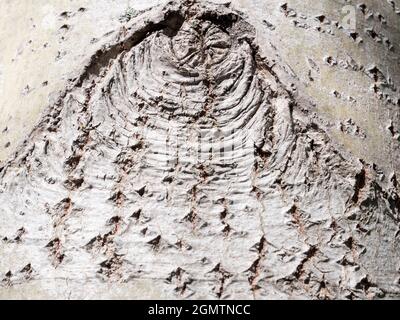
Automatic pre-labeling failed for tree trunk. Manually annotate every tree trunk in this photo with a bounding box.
[0,0,400,299]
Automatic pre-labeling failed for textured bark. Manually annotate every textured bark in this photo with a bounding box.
[1,0,400,299]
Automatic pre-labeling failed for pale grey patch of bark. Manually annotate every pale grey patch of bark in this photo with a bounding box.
[0,0,399,300]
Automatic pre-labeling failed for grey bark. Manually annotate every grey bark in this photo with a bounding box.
[0,0,400,299]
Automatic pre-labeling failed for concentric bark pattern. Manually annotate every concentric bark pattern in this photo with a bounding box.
[1,1,400,299]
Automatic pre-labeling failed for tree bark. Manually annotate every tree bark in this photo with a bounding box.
[0,0,400,299]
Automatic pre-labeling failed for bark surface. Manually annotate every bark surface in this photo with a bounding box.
[1,0,400,299]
